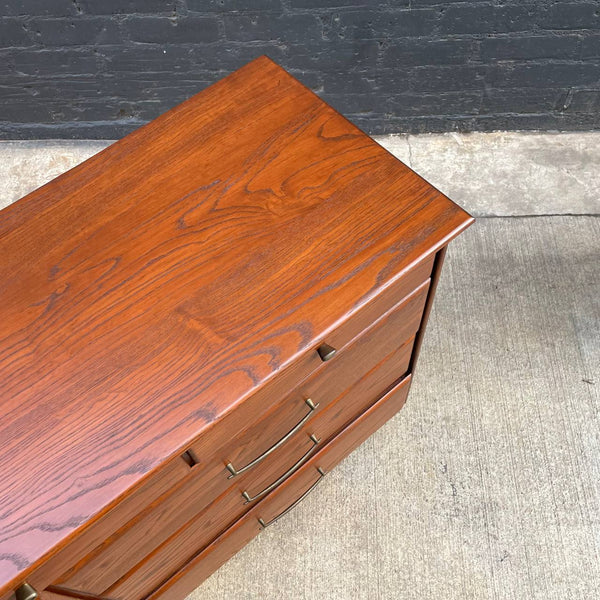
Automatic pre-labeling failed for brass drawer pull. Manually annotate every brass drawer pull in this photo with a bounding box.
[258,466,326,528]
[226,398,319,478]
[242,434,321,504]
[15,584,39,600]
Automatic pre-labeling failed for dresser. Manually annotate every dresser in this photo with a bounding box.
[0,57,473,600]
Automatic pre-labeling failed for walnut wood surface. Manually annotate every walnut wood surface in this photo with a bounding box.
[213,277,430,477]
[23,454,191,600]
[147,374,413,600]
[107,336,417,600]
[0,56,472,596]
[26,207,434,599]
[58,280,427,596]
[112,372,413,600]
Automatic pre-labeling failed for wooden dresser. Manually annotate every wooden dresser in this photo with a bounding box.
[0,57,472,600]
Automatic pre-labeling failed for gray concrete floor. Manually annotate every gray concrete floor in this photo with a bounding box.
[0,133,598,599]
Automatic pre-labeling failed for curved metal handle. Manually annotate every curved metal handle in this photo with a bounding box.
[15,583,39,600]
[226,398,319,479]
[258,467,326,528]
[242,434,320,504]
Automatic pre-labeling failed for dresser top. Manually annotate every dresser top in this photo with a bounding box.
[0,56,472,592]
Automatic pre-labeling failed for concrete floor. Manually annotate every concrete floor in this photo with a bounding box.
[0,132,598,599]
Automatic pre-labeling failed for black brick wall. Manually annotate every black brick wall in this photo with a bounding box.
[1,0,599,138]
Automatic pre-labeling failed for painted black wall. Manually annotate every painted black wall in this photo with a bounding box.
[1,0,599,138]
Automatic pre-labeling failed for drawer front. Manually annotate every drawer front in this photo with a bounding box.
[146,375,413,600]
[52,265,431,597]
[101,336,417,600]
[240,334,415,504]
[186,254,432,475]
[27,452,193,597]
[54,279,427,596]
[220,278,429,476]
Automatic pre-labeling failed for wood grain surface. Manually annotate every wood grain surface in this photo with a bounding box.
[147,374,414,600]
[27,233,436,599]
[58,280,428,597]
[0,56,472,596]
[45,247,433,598]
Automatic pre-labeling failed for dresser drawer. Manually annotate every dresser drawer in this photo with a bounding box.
[53,261,431,594]
[186,253,433,477]
[25,449,194,598]
[239,280,428,506]
[218,277,429,479]
[101,337,417,600]
[53,278,428,597]
[146,375,414,600]
[234,333,416,505]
